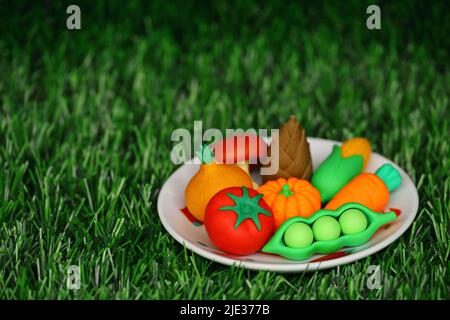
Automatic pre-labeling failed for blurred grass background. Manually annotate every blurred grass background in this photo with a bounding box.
[0,0,448,299]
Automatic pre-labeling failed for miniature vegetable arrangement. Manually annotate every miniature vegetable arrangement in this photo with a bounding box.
[262,203,398,260]
[185,145,253,221]
[257,177,321,228]
[204,186,275,255]
[178,116,404,263]
[311,137,371,202]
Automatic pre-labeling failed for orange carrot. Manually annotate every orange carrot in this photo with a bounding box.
[325,163,402,212]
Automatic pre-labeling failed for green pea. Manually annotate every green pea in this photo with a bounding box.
[284,223,314,248]
[339,209,368,235]
[312,216,341,241]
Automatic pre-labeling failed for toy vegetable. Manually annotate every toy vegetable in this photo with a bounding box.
[325,163,402,212]
[340,137,371,169]
[262,203,398,261]
[185,145,253,222]
[204,186,275,255]
[311,137,371,202]
[257,177,321,229]
[262,116,313,182]
[212,134,268,175]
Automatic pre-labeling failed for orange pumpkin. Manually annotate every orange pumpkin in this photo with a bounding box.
[257,177,321,228]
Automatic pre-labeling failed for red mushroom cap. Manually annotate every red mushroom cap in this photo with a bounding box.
[212,134,268,165]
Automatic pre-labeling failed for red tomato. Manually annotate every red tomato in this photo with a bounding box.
[204,186,275,255]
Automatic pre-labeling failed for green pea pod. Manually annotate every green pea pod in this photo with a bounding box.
[262,203,397,261]
[311,145,363,202]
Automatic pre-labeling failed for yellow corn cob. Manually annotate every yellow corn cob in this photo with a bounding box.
[341,137,371,169]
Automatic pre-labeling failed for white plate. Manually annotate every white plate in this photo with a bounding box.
[157,137,419,272]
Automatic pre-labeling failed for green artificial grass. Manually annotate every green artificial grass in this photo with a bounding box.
[0,0,448,299]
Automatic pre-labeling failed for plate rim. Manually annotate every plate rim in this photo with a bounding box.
[157,137,419,272]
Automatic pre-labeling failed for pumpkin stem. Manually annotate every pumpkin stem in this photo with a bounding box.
[279,184,294,197]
